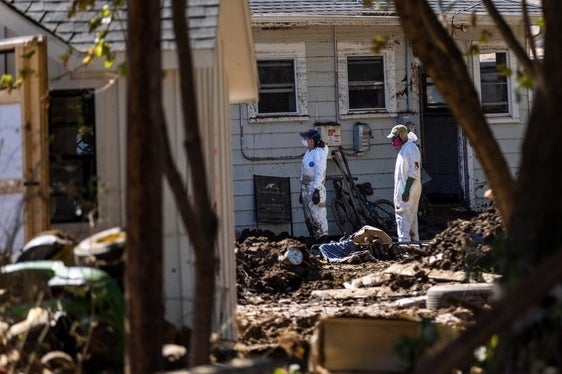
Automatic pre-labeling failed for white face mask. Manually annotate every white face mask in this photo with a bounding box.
[301,139,309,147]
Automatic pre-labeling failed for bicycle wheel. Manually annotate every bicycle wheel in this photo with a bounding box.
[370,199,397,237]
[331,198,360,235]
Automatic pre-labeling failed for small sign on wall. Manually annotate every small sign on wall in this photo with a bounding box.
[254,175,292,223]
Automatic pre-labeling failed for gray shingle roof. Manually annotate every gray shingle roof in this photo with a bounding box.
[1,0,219,52]
[249,0,542,19]
[2,0,542,52]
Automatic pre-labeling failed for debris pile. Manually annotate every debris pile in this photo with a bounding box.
[235,207,504,355]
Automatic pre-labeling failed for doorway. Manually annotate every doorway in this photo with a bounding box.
[420,74,464,204]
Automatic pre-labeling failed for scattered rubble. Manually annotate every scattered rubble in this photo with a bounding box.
[234,206,504,359]
[0,206,505,370]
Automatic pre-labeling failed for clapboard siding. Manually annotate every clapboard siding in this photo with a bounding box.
[232,19,532,237]
[231,23,412,237]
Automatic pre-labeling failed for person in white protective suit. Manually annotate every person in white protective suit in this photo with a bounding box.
[299,129,329,243]
[387,124,422,242]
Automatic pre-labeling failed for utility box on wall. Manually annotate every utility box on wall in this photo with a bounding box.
[314,122,341,147]
[353,122,372,154]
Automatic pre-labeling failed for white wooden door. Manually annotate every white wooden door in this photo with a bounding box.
[0,36,49,258]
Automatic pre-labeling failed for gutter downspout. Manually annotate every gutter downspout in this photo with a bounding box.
[334,25,339,121]
[405,40,411,112]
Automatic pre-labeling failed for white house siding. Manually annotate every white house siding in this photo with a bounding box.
[161,46,237,341]
[232,24,411,238]
[232,21,533,236]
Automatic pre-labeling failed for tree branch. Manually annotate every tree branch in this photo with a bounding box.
[481,0,538,80]
[170,0,218,367]
[414,247,562,373]
[393,0,515,225]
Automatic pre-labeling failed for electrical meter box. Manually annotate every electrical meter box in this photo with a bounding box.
[353,122,372,153]
[314,122,341,147]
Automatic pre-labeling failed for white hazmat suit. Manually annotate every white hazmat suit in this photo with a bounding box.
[393,139,422,242]
[300,144,329,239]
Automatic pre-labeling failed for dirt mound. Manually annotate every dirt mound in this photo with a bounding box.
[234,207,503,356]
[421,207,503,272]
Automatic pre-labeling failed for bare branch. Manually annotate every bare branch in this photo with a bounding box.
[171,0,218,367]
[393,0,515,225]
[481,0,537,78]
[159,107,197,231]
[414,247,562,373]
[521,0,538,61]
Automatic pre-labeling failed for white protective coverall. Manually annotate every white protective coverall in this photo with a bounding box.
[393,140,422,241]
[300,145,329,239]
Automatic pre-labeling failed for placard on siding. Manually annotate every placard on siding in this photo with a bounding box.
[254,175,292,223]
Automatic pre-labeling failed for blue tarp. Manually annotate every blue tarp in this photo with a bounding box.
[318,239,375,263]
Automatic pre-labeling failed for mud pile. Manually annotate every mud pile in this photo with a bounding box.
[234,207,503,354]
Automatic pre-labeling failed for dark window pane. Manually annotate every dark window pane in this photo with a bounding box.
[0,50,15,77]
[349,87,385,109]
[480,52,508,114]
[348,56,384,82]
[347,56,385,109]
[49,90,97,223]
[257,60,296,114]
[258,92,296,113]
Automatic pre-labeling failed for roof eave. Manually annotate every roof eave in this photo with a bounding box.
[0,2,70,59]
[221,0,258,104]
[251,14,401,27]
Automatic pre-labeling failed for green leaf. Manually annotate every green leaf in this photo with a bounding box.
[117,62,127,76]
[1,74,15,88]
[536,17,545,29]
[466,44,480,56]
[101,5,111,18]
[371,35,389,54]
[496,63,512,77]
[89,17,102,32]
[20,49,36,60]
[517,73,534,90]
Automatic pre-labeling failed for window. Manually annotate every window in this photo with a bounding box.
[248,42,308,122]
[480,52,509,114]
[0,49,15,77]
[257,60,296,114]
[347,56,385,110]
[49,90,97,223]
[337,41,396,119]
[424,75,446,109]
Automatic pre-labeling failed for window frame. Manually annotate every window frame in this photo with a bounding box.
[346,55,386,110]
[256,59,297,115]
[337,41,397,119]
[249,42,308,123]
[0,49,16,77]
[479,52,509,114]
[473,46,519,121]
